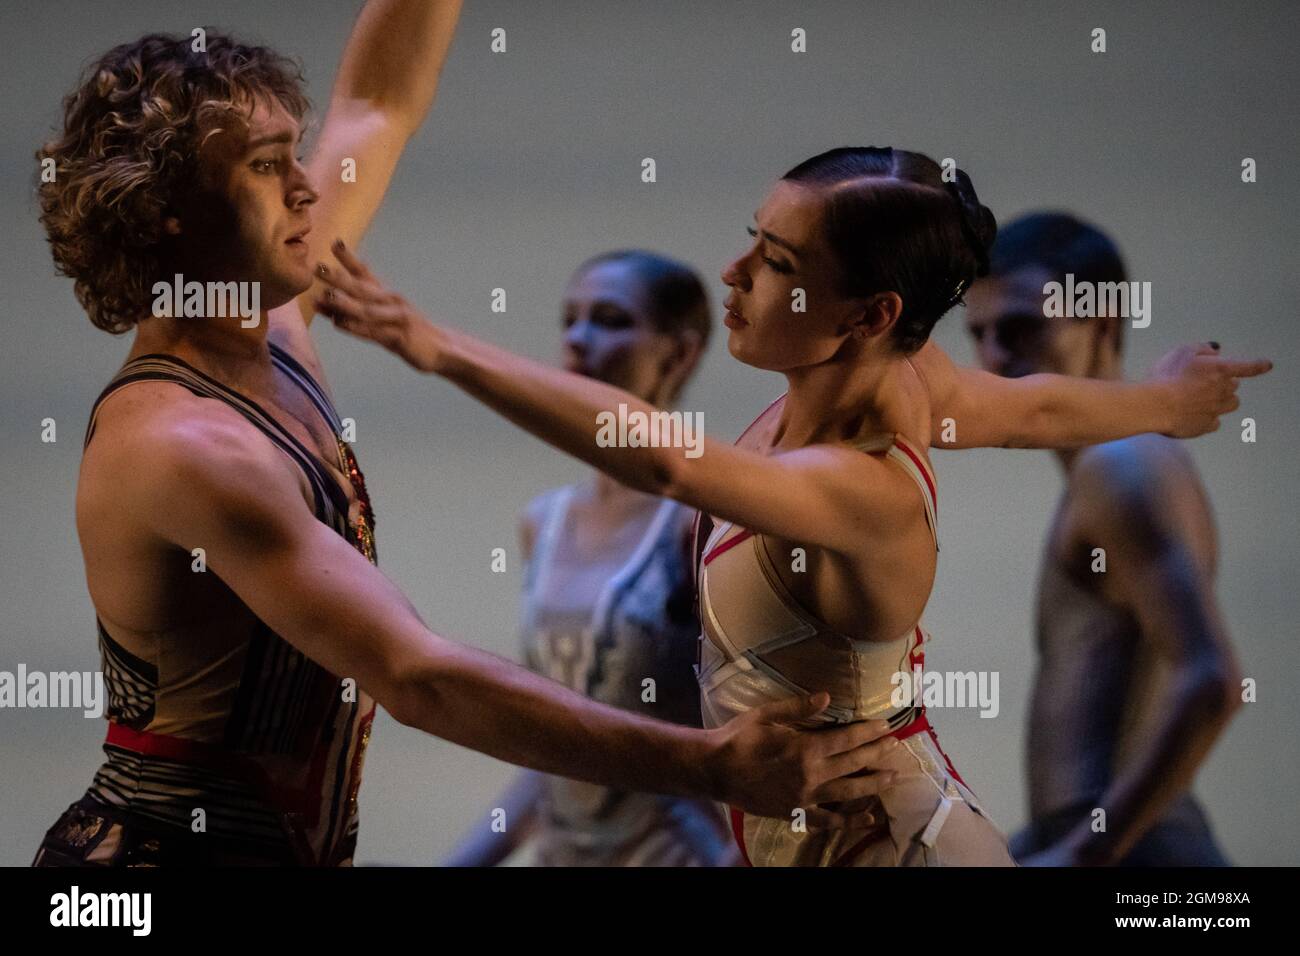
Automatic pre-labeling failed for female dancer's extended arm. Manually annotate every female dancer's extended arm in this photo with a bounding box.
[316,245,1267,553]
[317,245,921,556]
[909,340,1272,450]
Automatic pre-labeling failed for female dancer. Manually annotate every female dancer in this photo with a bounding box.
[316,147,1269,866]
[445,251,736,866]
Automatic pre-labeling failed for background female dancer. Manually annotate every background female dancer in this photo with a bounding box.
[315,147,1271,865]
[445,251,736,866]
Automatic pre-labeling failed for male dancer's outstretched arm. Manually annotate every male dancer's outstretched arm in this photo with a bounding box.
[99,388,895,828]
[1022,440,1242,866]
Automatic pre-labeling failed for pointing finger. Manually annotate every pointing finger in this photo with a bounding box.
[330,238,375,281]
[1221,357,1273,378]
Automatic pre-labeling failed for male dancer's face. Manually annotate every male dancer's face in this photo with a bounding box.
[166,97,317,314]
[964,266,1110,379]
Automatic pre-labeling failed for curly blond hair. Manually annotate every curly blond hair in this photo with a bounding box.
[38,32,310,333]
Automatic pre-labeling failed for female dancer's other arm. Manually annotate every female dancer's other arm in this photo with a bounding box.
[910,340,1271,450]
[315,245,1268,557]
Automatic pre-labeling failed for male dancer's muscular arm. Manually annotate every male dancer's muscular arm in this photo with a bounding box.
[1036,442,1242,866]
[279,0,464,334]
[108,404,896,827]
[911,340,1272,449]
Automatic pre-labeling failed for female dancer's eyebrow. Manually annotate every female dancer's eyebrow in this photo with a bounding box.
[751,217,803,258]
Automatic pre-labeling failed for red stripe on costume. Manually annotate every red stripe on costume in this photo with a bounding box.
[891,436,938,515]
[729,806,753,866]
[703,529,754,566]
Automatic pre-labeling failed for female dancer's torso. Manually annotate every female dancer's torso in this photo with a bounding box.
[692,394,1015,867]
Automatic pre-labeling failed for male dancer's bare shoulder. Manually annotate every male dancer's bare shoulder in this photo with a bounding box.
[1057,434,1218,597]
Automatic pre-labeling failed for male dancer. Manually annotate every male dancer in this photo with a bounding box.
[964,212,1239,865]
[32,3,897,866]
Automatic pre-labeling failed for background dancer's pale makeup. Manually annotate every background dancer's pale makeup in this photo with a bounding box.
[4,0,1295,865]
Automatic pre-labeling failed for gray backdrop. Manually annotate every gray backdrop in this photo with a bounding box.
[1,0,1296,865]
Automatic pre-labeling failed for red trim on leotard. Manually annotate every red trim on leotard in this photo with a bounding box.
[703,529,754,566]
[890,435,938,515]
[728,806,753,866]
[725,709,957,868]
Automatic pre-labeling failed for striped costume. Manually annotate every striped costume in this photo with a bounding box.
[34,343,376,867]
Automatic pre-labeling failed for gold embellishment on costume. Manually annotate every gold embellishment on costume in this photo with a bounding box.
[55,814,105,848]
[348,722,373,818]
[335,437,377,563]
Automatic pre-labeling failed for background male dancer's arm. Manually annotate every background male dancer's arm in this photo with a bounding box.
[269,0,463,350]
[910,339,1271,449]
[1025,440,1242,866]
[106,399,895,827]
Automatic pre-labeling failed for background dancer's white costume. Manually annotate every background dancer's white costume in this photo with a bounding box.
[521,487,735,866]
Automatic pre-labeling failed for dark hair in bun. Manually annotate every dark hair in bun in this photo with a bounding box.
[782,146,997,354]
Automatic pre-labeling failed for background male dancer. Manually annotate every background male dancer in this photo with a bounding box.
[964,212,1239,865]
[32,3,898,866]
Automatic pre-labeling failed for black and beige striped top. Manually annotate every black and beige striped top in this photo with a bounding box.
[82,341,377,865]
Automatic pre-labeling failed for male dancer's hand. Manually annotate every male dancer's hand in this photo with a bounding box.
[1149,342,1272,437]
[706,692,900,828]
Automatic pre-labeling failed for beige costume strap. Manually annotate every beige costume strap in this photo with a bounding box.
[854,433,939,552]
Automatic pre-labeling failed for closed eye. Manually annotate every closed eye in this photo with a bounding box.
[746,226,793,273]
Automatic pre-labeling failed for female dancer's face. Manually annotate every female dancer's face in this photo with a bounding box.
[721,180,874,372]
[560,260,687,405]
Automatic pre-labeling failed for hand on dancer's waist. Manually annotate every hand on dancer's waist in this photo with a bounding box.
[706,691,901,829]
[315,238,445,373]
[1149,341,1272,438]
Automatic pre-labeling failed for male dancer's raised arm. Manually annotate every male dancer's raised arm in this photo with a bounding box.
[279,0,463,334]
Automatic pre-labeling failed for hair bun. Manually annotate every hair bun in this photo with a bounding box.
[944,171,995,277]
